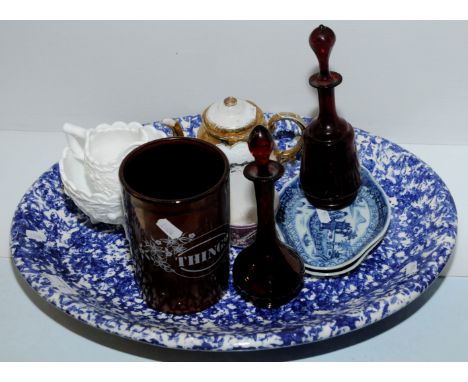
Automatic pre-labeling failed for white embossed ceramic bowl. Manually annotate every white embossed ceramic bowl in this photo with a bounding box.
[59,121,167,225]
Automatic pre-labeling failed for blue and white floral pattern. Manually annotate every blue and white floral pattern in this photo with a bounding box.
[276,167,391,271]
[10,114,457,351]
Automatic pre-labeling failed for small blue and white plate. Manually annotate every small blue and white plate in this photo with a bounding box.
[276,167,391,273]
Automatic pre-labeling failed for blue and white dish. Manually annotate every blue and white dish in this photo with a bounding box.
[276,167,391,272]
[303,239,382,277]
[10,114,457,352]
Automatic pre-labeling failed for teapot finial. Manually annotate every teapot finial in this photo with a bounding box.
[223,96,238,107]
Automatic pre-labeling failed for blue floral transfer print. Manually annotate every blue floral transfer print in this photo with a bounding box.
[277,167,390,270]
[11,114,457,351]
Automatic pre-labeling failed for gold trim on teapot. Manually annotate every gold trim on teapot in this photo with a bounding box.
[198,97,266,145]
[200,96,307,163]
[163,96,307,163]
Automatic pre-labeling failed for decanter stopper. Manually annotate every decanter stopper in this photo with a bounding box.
[233,125,304,309]
[300,24,361,210]
[248,124,273,166]
[308,24,342,87]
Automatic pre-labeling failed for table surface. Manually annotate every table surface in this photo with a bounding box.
[1,130,467,361]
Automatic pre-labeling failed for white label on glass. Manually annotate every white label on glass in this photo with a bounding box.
[156,218,183,239]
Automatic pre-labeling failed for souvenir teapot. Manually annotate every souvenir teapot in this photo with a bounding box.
[164,96,306,247]
[198,96,306,163]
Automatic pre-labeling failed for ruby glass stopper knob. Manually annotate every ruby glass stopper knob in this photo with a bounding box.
[309,24,342,88]
[244,125,283,180]
[248,125,274,167]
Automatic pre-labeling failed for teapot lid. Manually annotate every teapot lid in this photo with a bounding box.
[206,97,258,131]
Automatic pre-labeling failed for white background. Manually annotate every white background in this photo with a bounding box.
[1,21,468,145]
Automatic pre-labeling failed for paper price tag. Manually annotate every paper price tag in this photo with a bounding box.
[316,209,331,224]
[156,218,183,239]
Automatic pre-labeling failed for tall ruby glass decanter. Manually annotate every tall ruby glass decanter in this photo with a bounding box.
[233,125,304,308]
[300,25,361,210]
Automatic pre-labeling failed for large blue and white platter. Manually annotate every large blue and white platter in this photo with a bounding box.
[11,114,457,352]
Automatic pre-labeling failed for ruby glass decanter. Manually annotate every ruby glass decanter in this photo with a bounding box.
[300,25,361,210]
[233,125,304,308]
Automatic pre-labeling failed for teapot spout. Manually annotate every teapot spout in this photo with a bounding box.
[162,118,185,137]
[63,123,87,160]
